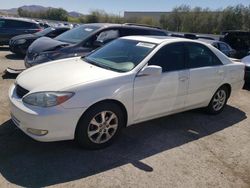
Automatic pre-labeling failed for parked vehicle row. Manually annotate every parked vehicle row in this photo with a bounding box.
[9,36,245,149]
[24,23,167,68]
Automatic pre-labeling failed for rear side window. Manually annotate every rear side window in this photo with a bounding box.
[121,28,149,36]
[148,43,185,72]
[185,43,222,68]
[148,30,166,36]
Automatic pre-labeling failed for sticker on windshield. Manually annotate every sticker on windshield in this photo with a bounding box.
[85,28,94,32]
[136,42,155,48]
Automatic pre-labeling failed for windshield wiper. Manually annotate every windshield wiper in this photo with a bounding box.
[83,58,123,72]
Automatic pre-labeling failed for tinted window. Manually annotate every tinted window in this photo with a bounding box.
[35,27,55,36]
[148,30,166,36]
[5,20,34,28]
[186,43,222,68]
[96,29,120,42]
[121,28,149,36]
[0,20,6,28]
[219,43,230,51]
[212,42,219,49]
[148,43,185,72]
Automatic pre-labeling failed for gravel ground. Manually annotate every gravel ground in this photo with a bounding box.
[0,47,250,188]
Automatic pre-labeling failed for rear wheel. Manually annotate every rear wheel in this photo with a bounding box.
[206,86,229,114]
[75,102,125,149]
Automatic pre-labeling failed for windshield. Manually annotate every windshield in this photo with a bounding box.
[55,25,100,44]
[84,39,157,72]
[34,27,55,36]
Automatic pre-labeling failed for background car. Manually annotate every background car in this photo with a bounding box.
[9,36,245,149]
[9,27,70,56]
[0,17,42,45]
[198,39,236,57]
[220,31,250,59]
[24,23,167,68]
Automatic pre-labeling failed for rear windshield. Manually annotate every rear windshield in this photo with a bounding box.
[55,25,100,44]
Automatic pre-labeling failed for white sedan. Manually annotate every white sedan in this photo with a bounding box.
[9,36,245,149]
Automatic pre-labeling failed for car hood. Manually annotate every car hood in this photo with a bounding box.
[28,37,70,53]
[16,57,120,92]
[11,34,37,41]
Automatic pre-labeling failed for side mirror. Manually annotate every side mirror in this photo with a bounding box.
[137,65,162,77]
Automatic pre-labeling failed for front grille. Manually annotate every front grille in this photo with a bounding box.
[16,84,29,98]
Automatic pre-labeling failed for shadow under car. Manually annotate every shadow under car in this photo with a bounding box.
[0,105,246,187]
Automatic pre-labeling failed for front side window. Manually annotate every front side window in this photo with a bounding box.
[84,39,156,72]
[148,43,185,72]
[186,43,222,68]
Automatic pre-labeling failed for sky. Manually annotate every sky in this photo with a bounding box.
[1,0,250,15]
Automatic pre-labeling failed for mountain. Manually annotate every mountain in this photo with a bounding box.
[68,11,83,17]
[0,5,83,17]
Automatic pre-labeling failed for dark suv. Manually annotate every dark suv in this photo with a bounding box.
[25,23,167,68]
[0,18,42,45]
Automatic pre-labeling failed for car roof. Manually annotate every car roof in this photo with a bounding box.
[122,35,204,45]
[0,17,38,24]
[83,23,165,31]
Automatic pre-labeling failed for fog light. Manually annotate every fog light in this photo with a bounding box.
[27,128,48,136]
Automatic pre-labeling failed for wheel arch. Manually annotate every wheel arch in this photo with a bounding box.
[220,83,232,98]
[75,99,128,138]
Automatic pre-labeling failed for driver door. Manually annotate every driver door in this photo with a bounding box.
[133,42,189,122]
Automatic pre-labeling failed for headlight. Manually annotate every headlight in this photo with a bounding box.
[23,92,74,107]
[16,39,26,45]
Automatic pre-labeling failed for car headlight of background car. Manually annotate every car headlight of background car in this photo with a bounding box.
[34,51,61,61]
[16,39,26,45]
[22,91,74,107]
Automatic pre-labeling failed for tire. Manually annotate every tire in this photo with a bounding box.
[205,86,229,115]
[75,102,125,149]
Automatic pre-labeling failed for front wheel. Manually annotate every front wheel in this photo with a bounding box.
[206,86,229,114]
[75,102,125,149]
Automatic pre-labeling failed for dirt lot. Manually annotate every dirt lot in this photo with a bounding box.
[0,46,250,188]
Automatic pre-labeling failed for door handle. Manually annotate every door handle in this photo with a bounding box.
[179,76,188,81]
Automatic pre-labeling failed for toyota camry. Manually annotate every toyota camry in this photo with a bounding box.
[9,36,245,149]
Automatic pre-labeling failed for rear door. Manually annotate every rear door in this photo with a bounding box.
[184,42,224,108]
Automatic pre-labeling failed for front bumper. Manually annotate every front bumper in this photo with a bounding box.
[9,84,86,142]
